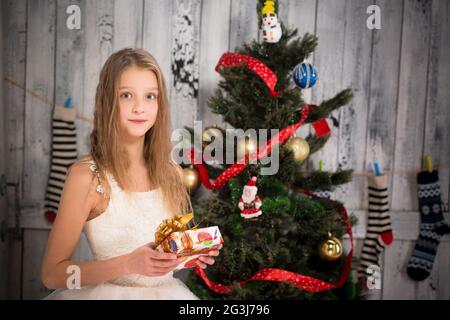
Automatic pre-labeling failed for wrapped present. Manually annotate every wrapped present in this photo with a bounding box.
[154,213,223,270]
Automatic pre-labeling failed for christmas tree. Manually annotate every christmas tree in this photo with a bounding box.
[182,0,357,299]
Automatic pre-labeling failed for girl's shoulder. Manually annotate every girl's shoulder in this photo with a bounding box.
[66,156,110,220]
[70,155,106,196]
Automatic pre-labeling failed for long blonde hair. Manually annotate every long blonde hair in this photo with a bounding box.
[88,47,192,217]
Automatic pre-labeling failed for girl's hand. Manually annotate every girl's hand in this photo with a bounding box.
[195,243,223,269]
[125,242,180,277]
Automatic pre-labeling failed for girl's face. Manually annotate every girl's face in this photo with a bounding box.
[117,65,159,141]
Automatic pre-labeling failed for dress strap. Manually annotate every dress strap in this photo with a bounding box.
[78,158,105,196]
[88,163,105,195]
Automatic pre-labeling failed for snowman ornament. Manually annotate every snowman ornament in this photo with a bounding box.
[238,176,263,219]
[261,13,282,43]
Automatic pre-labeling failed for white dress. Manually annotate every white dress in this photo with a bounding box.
[44,162,199,300]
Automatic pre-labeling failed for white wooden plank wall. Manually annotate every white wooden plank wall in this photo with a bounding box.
[2,0,449,300]
[0,0,8,300]
[425,0,450,300]
[21,0,56,299]
[4,0,28,299]
[363,0,403,300]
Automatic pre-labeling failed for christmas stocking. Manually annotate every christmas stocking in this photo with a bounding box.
[44,104,78,223]
[358,174,393,279]
[407,170,450,281]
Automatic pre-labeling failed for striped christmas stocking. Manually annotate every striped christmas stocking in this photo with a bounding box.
[44,104,78,223]
[358,174,393,280]
[407,170,450,281]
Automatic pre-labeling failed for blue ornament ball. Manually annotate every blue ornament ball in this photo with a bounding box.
[293,62,318,89]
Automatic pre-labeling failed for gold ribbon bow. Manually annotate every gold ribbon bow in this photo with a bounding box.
[155,212,195,245]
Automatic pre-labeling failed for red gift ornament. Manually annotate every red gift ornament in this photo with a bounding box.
[312,118,331,137]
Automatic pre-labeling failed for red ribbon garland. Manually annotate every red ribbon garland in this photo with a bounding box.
[188,105,312,190]
[194,199,354,294]
[215,52,283,97]
[216,52,330,136]
[190,104,330,189]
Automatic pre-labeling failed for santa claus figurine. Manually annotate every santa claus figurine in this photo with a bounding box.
[238,176,263,219]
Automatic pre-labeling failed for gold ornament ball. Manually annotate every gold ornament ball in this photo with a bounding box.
[202,126,223,148]
[237,136,258,159]
[318,235,343,262]
[183,166,200,193]
[284,137,310,162]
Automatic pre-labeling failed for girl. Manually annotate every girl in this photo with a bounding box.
[41,48,221,299]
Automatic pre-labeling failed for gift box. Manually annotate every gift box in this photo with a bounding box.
[154,213,223,270]
[157,226,223,270]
